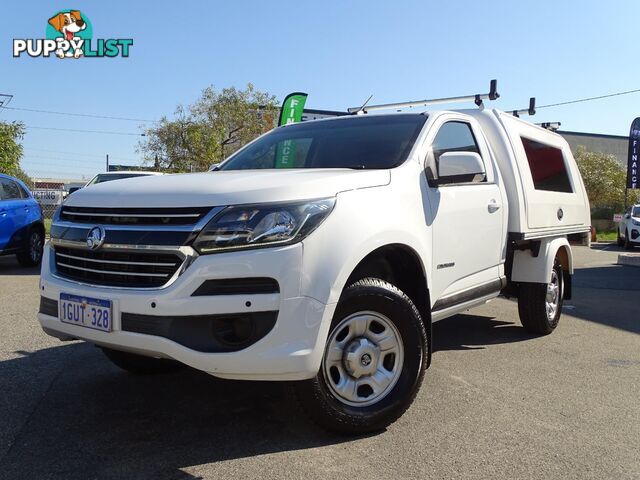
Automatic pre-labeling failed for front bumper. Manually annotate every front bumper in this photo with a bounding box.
[38,243,335,380]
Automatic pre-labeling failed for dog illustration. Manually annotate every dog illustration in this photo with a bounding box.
[48,10,86,58]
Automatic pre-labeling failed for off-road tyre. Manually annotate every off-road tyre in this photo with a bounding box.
[517,260,564,335]
[292,278,428,435]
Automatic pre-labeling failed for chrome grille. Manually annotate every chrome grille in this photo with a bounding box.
[59,206,213,226]
[53,246,183,288]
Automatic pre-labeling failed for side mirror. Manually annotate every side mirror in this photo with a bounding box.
[625,213,631,219]
[68,187,81,195]
[436,152,485,185]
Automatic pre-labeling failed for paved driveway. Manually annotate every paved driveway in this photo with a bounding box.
[0,245,638,479]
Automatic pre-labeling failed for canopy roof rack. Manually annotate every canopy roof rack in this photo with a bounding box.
[347,79,499,114]
[509,97,536,117]
[536,121,561,131]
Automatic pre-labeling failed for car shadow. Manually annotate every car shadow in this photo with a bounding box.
[0,256,40,276]
[433,313,536,352]
[566,263,640,334]
[589,243,631,253]
[0,343,354,479]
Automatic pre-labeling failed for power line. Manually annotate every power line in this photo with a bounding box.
[0,94,13,107]
[2,105,155,122]
[23,153,142,164]
[536,88,640,109]
[23,147,141,162]
[23,154,97,163]
[24,147,105,158]
[25,125,145,136]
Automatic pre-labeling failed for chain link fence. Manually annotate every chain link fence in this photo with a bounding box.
[17,155,163,235]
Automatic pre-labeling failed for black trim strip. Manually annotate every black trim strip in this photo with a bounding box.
[50,225,196,246]
[192,278,280,296]
[121,311,278,353]
[432,278,505,312]
[39,297,58,317]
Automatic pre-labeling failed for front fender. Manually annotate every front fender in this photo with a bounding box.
[300,185,431,305]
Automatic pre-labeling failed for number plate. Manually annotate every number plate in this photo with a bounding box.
[59,293,112,332]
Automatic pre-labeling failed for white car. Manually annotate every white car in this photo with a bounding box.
[38,103,590,434]
[617,204,640,249]
[86,171,164,186]
[68,171,164,194]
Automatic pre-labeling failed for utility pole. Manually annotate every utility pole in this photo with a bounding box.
[106,154,109,172]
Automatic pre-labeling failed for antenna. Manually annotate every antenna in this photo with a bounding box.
[510,97,536,117]
[353,94,374,115]
[347,79,500,114]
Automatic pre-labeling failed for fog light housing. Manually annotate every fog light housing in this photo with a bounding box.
[213,316,256,346]
[631,229,639,240]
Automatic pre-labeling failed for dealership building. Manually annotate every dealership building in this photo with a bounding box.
[558,130,628,167]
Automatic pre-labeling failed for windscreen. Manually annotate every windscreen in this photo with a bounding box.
[219,114,427,171]
[89,173,151,185]
[633,206,640,217]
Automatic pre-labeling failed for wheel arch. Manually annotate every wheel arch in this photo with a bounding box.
[31,220,45,238]
[341,243,432,368]
[511,236,573,284]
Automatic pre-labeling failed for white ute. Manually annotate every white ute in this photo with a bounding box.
[39,83,591,434]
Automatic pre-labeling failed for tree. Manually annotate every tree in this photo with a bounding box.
[0,121,33,188]
[573,147,639,213]
[138,84,278,172]
[0,121,23,170]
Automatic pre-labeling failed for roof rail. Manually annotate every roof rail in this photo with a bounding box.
[510,98,536,118]
[347,79,499,114]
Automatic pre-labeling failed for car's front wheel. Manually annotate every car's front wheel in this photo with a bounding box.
[292,278,428,435]
[16,228,44,267]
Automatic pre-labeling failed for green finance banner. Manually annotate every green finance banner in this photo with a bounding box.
[275,92,308,168]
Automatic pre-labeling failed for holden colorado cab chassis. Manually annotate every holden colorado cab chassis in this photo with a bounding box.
[39,89,591,434]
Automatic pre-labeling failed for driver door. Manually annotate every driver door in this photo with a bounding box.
[423,114,505,307]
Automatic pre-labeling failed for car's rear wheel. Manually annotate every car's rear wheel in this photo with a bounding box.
[101,347,184,375]
[292,278,428,435]
[517,260,564,335]
[16,228,44,267]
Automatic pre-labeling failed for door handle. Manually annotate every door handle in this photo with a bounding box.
[487,199,501,213]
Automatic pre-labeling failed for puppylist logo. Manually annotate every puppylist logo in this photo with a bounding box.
[13,10,133,59]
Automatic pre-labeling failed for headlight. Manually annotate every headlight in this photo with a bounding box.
[633,219,640,226]
[193,198,335,253]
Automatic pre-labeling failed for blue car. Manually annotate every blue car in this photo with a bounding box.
[0,173,45,267]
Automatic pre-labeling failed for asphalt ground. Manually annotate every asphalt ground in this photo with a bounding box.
[0,245,638,479]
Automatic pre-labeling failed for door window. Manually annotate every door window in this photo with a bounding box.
[16,183,29,198]
[0,179,22,200]
[431,121,485,183]
[432,122,481,162]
